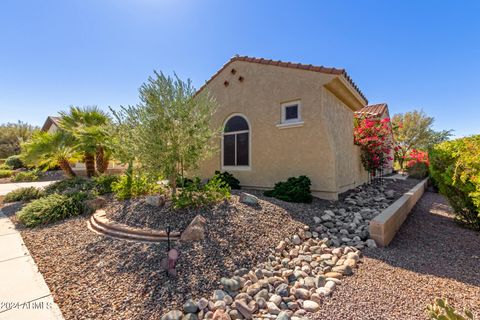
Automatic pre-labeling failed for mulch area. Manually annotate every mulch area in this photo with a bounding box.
[312,191,480,320]
[0,177,427,320]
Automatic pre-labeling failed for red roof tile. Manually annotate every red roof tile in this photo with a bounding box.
[355,103,388,117]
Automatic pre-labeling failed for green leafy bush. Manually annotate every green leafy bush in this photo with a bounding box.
[111,173,160,200]
[0,169,13,178]
[264,175,313,203]
[407,162,429,179]
[214,171,241,189]
[16,192,92,227]
[5,155,24,169]
[93,174,119,195]
[12,170,41,182]
[173,176,230,209]
[426,298,474,320]
[429,135,480,230]
[176,176,194,188]
[44,177,95,195]
[4,187,45,203]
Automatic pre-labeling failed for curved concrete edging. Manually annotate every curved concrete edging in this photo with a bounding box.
[88,210,180,242]
[369,178,429,247]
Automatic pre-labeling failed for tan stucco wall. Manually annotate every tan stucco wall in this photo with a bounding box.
[196,60,368,199]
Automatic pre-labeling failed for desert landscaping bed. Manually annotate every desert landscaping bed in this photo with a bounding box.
[1,177,427,320]
[312,191,480,320]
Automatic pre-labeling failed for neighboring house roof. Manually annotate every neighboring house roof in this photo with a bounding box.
[355,103,388,117]
[41,116,61,132]
[197,55,368,105]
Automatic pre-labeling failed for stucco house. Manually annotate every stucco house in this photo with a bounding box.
[196,56,387,200]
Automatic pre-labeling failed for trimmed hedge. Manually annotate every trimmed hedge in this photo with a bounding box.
[44,177,95,195]
[264,175,313,203]
[92,174,119,195]
[3,187,45,203]
[12,170,40,182]
[5,155,24,169]
[17,192,92,227]
[0,169,13,178]
[214,171,241,189]
[429,135,480,230]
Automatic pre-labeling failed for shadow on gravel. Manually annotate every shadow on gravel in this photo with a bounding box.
[362,191,480,287]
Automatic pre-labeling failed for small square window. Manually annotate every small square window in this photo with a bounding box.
[285,105,298,120]
[281,100,302,124]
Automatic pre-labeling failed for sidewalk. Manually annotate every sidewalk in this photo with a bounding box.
[0,181,57,196]
[0,211,63,320]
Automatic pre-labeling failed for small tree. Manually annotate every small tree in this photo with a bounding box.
[392,110,452,169]
[59,106,111,177]
[119,71,219,195]
[0,121,38,158]
[354,116,393,178]
[21,131,79,177]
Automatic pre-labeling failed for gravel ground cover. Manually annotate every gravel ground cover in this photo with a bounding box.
[104,178,419,232]
[0,177,425,320]
[312,191,480,320]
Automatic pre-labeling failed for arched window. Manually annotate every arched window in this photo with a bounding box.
[223,115,250,168]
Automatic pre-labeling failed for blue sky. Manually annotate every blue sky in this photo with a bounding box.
[0,0,479,137]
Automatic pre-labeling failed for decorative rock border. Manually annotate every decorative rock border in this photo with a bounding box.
[88,210,180,242]
[160,231,363,320]
[369,178,429,246]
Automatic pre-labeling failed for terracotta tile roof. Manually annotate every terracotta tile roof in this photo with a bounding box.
[197,55,368,104]
[355,103,388,117]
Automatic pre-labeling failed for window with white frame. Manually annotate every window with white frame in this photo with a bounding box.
[223,115,250,168]
[281,100,302,124]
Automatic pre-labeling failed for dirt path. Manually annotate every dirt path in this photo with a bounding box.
[312,191,480,320]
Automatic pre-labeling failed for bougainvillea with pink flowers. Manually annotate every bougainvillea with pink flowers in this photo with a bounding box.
[354,116,393,176]
[406,149,429,168]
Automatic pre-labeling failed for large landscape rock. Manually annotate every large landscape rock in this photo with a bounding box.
[181,215,206,241]
[146,195,165,207]
[239,192,259,205]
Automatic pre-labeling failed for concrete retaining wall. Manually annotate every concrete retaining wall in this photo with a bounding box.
[369,178,429,247]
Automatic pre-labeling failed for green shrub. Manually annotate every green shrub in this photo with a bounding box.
[16,192,92,227]
[407,162,429,179]
[44,177,95,195]
[112,173,160,200]
[429,135,480,230]
[173,176,230,209]
[12,170,41,182]
[426,298,474,320]
[93,174,119,195]
[5,155,24,169]
[176,176,194,188]
[264,175,313,203]
[4,187,45,203]
[213,171,241,189]
[0,169,13,178]
[0,163,11,170]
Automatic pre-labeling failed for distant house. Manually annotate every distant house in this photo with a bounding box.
[40,116,122,172]
[41,116,61,133]
[196,56,383,200]
[355,103,394,174]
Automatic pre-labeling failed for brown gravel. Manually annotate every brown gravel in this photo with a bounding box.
[0,178,430,320]
[3,193,311,320]
[312,191,480,320]
[105,178,420,231]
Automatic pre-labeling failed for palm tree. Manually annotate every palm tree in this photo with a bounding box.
[59,106,111,177]
[21,131,79,177]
